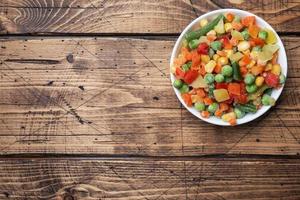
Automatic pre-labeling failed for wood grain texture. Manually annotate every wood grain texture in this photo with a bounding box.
[0,157,299,199]
[0,0,299,34]
[0,36,299,156]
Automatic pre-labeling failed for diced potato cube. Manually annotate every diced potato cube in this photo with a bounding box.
[213,89,230,102]
[224,23,233,32]
[222,112,236,122]
[200,19,208,27]
[205,60,216,73]
[189,75,207,88]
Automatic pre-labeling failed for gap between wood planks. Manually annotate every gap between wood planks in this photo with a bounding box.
[0,153,299,160]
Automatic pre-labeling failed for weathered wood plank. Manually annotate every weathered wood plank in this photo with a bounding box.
[0,158,299,199]
[0,0,299,34]
[0,37,299,156]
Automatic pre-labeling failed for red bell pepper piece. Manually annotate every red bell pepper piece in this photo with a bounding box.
[215,82,228,89]
[175,67,185,79]
[184,70,198,84]
[197,42,209,55]
[265,72,279,88]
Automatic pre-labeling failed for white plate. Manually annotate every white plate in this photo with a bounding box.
[170,9,287,126]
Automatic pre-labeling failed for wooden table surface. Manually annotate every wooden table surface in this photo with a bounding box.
[0,0,300,199]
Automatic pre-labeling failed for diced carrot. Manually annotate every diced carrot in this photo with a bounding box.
[207,35,217,42]
[182,93,193,107]
[191,50,200,68]
[226,13,234,22]
[201,111,210,118]
[196,88,206,98]
[203,97,213,105]
[189,89,197,95]
[230,37,238,46]
[240,66,248,76]
[250,38,265,46]
[199,63,206,76]
[249,40,256,47]
[241,16,256,27]
[251,65,264,76]
[214,63,222,73]
[249,24,260,38]
[232,21,243,31]
[220,103,229,112]
[214,109,223,118]
[229,118,237,126]
[271,51,278,65]
[239,54,251,66]
[228,83,241,96]
[217,50,227,57]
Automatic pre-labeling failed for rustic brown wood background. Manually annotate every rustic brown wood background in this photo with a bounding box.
[0,0,300,199]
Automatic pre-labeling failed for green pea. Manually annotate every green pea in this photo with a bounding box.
[180,84,189,94]
[208,102,219,113]
[246,84,258,93]
[210,41,222,51]
[215,74,224,83]
[204,73,215,84]
[189,39,200,49]
[221,65,233,77]
[182,62,192,72]
[279,74,286,84]
[209,48,215,58]
[262,94,275,106]
[258,30,268,40]
[252,46,262,52]
[194,102,206,111]
[173,79,183,89]
[234,107,245,119]
[244,73,255,85]
[241,29,250,40]
[224,76,233,83]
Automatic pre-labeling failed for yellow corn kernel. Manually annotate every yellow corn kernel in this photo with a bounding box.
[182,39,188,48]
[201,55,210,64]
[217,57,229,66]
[200,19,208,27]
[271,64,281,75]
[255,76,264,87]
[205,60,217,73]
[247,60,256,69]
[224,23,233,32]
[213,54,220,61]
[224,49,233,58]
[265,63,272,71]
[207,30,216,36]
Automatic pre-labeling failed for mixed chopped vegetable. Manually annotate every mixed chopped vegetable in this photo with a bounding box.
[171,13,285,125]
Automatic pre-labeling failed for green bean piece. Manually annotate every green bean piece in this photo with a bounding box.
[180,84,189,94]
[215,74,224,83]
[173,79,183,89]
[236,103,257,113]
[195,102,206,111]
[248,84,270,100]
[279,74,286,84]
[185,14,224,42]
[264,88,273,96]
[182,62,192,72]
[189,39,200,49]
[210,41,222,51]
[246,84,258,93]
[221,65,233,77]
[225,76,233,83]
[232,61,242,81]
[208,102,219,113]
[241,29,250,40]
[244,73,255,85]
[234,107,245,119]
[258,30,268,40]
